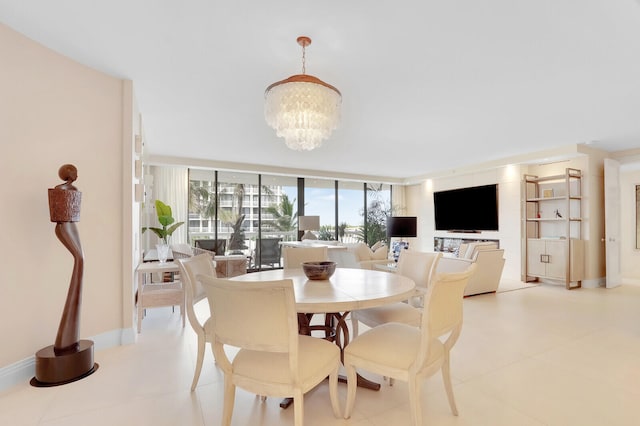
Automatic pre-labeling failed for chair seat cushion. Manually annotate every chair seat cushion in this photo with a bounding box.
[233,335,339,386]
[345,323,444,370]
[356,303,421,328]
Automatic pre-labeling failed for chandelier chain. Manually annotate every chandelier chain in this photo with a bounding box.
[301,44,306,75]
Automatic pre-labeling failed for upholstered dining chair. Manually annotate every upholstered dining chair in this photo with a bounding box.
[175,254,216,391]
[350,250,443,337]
[343,264,476,426]
[199,276,342,426]
[282,245,328,269]
[282,246,331,338]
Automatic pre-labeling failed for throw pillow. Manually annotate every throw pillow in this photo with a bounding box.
[371,245,388,260]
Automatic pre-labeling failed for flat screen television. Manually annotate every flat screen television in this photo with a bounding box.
[434,184,499,232]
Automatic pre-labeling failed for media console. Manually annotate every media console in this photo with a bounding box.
[434,237,499,256]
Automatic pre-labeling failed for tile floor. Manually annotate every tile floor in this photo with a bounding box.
[2,280,639,425]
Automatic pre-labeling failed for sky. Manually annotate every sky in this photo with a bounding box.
[282,186,365,227]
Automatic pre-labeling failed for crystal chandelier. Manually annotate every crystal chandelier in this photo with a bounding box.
[264,36,342,151]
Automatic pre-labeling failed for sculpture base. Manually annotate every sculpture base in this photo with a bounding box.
[31,340,98,387]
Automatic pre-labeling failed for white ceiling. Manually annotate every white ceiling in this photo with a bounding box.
[2,0,640,179]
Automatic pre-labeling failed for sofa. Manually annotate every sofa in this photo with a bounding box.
[436,248,505,296]
[328,242,388,269]
[457,241,498,259]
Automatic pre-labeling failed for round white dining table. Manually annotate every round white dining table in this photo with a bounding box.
[229,267,415,313]
[229,267,415,400]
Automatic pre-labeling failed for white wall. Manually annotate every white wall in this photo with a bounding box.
[405,165,523,280]
[405,154,610,285]
[0,23,132,371]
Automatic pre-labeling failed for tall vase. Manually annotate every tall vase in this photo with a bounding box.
[156,243,170,263]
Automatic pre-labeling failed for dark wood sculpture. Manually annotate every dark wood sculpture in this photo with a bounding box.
[32,164,98,386]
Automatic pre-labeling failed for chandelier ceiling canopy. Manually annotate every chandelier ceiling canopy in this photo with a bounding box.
[264,36,342,151]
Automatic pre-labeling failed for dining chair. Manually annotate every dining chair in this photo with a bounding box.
[282,246,332,338]
[198,275,342,426]
[350,250,443,337]
[343,264,476,426]
[175,254,216,391]
[195,238,226,255]
[254,237,282,268]
[282,245,328,268]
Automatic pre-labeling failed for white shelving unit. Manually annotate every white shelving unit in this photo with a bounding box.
[521,168,584,289]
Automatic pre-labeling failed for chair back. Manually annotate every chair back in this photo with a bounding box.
[396,250,443,289]
[282,246,328,269]
[199,276,297,354]
[195,239,226,255]
[177,254,216,307]
[170,243,194,259]
[415,264,476,369]
[256,237,282,266]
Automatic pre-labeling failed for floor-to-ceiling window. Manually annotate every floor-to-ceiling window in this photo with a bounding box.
[187,167,394,268]
[303,178,336,240]
[256,174,298,269]
[364,183,392,245]
[217,171,259,256]
[338,181,364,243]
[188,169,218,245]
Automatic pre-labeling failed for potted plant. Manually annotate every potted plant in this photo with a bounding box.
[144,200,184,262]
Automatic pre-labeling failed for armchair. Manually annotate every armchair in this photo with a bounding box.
[349,242,388,270]
[437,248,505,296]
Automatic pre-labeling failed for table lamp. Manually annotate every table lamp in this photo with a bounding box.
[387,216,417,261]
[299,215,320,240]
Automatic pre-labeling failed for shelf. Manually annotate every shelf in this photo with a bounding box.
[524,170,581,183]
[526,196,582,202]
[525,218,582,222]
[521,167,583,289]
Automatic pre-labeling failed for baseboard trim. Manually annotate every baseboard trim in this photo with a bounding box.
[582,277,605,288]
[622,278,640,286]
[0,327,136,392]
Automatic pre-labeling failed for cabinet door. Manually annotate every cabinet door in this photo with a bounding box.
[527,239,546,276]
[545,240,567,279]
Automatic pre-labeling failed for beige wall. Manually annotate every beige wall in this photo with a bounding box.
[620,168,640,283]
[0,24,133,368]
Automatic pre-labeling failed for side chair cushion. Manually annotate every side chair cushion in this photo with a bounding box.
[355,303,421,329]
[233,335,339,389]
[346,323,444,371]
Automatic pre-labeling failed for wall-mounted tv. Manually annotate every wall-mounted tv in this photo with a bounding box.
[434,184,499,232]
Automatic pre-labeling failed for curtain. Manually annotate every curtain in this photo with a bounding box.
[150,165,189,244]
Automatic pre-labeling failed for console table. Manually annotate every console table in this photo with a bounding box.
[433,237,499,256]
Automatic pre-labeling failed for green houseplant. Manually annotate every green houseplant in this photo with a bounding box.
[145,200,184,244]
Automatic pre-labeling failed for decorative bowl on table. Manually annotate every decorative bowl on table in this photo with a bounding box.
[302,261,337,280]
